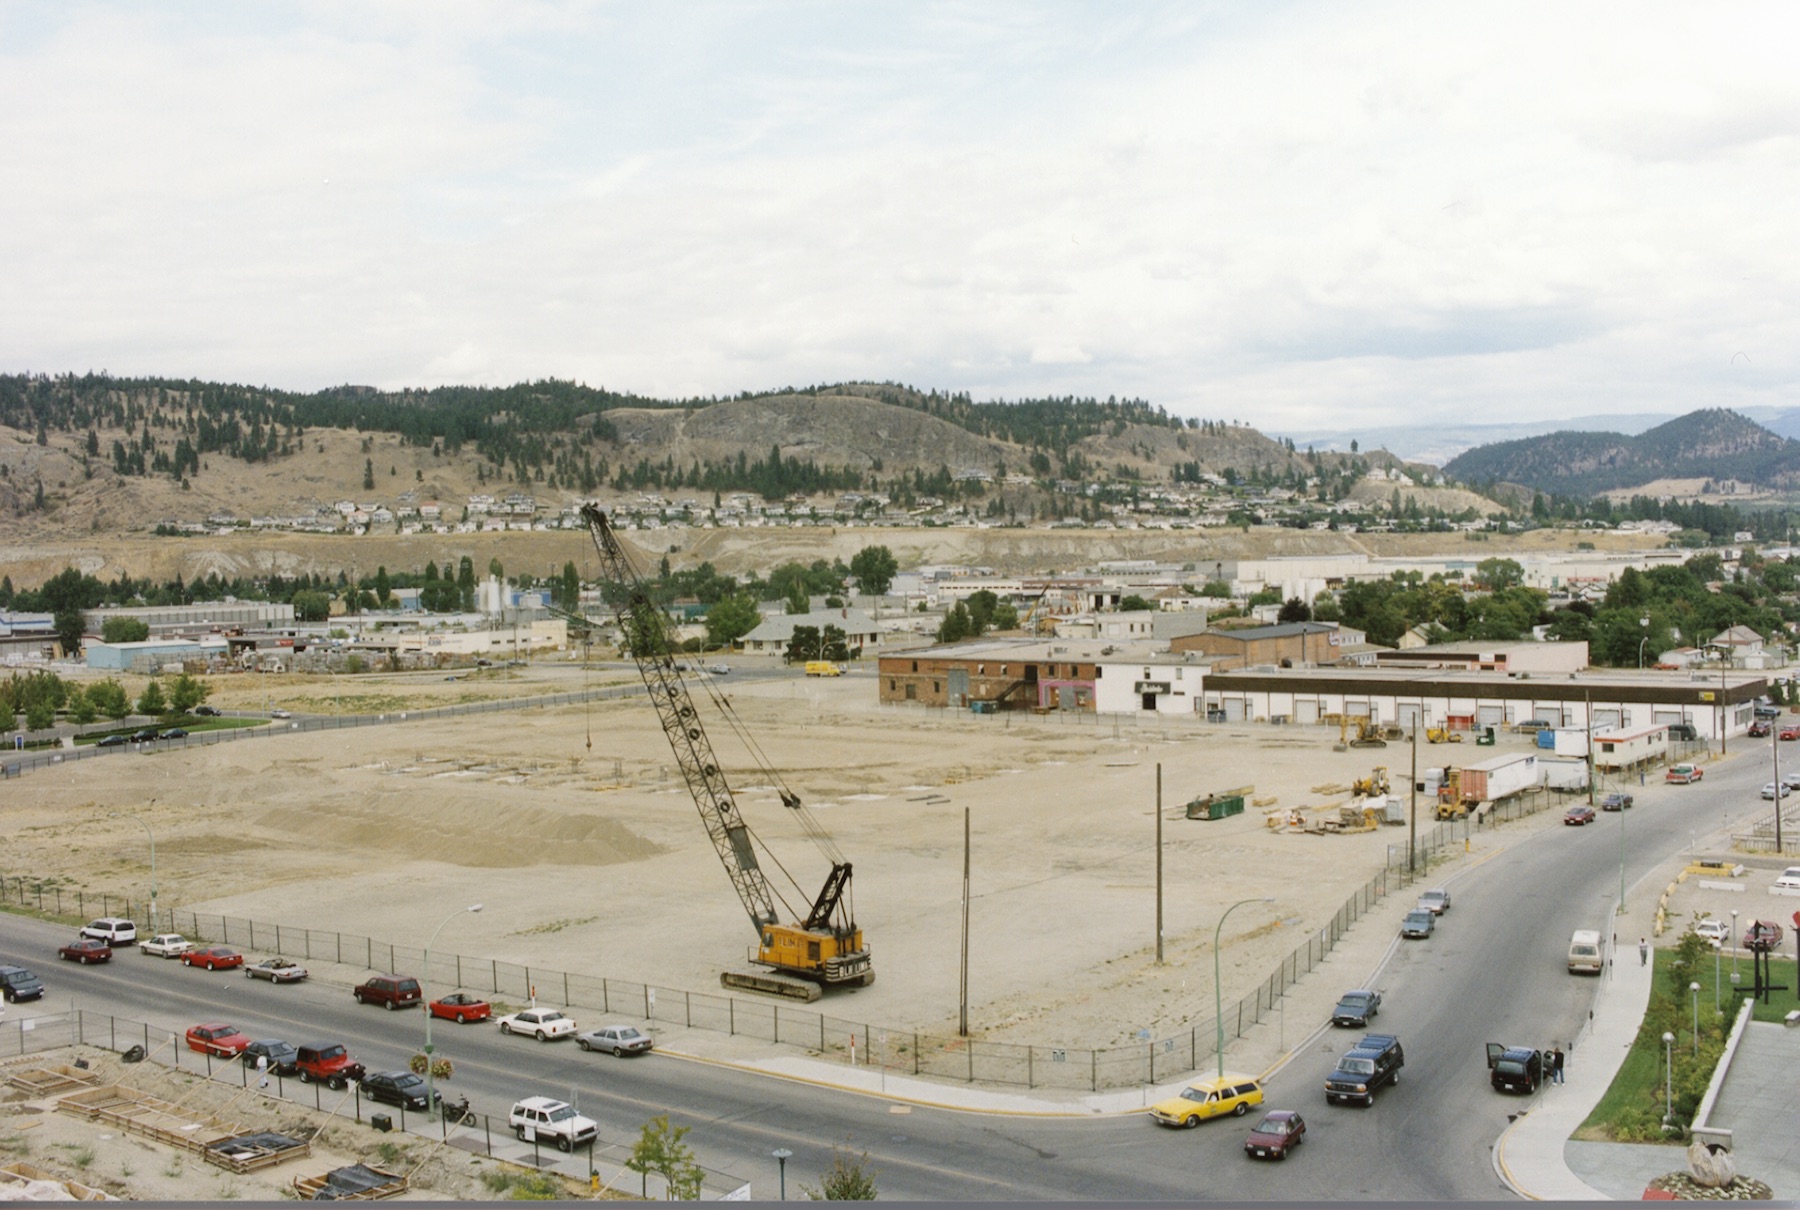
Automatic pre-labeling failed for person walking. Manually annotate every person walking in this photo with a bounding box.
[1551,1046,1565,1085]
[1639,937,1649,966]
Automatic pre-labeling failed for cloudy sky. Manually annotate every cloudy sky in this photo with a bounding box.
[2,2,1795,432]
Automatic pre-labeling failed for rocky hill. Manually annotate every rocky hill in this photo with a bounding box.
[1443,409,1800,497]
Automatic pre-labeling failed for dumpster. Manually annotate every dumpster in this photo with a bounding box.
[969,701,995,715]
[1187,794,1246,821]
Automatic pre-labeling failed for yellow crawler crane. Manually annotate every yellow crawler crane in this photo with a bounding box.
[582,505,872,1002]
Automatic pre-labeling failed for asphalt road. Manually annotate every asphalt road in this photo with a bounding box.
[0,745,1773,1200]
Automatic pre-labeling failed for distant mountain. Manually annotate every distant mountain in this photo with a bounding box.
[1443,409,1800,496]
[1273,414,1677,466]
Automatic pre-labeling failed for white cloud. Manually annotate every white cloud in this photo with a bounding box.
[1,1,1797,434]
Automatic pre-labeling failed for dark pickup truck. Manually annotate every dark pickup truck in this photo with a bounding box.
[1325,1034,1404,1106]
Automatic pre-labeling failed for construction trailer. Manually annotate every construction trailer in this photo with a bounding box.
[1591,726,1670,771]
[1451,752,1540,803]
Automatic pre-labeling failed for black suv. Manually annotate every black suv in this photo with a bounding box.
[1487,1044,1543,1093]
[1325,1034,1404,1105]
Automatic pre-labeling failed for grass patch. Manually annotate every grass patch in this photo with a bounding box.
[1579,935,1795,1142]
[508,916,598,937]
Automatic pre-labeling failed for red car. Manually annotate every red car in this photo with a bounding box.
[1243,1110,1306,1160]
[1749,721,1772,737]
[1563,805,1596,826]
[1781,726,1800,742]
[186,1022,251,1057]
[181,946,244,971]
[58,938,112,964]
[429,992,492,1024]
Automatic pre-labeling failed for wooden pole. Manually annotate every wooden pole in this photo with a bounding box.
[959,807,970,1038]
[1156,764,1164,964]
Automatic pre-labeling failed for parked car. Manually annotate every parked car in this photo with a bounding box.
[508,1097,598,1152]
[428,992,492,1023]
[1325,1034,1404,1106]
[1749,721,1772,738]
[186,1022,251,1057]
[1400,910,1434,939]
[1330,990,1381,1028]
[575,1025,654,1056]
[130,728,160,743]
[1781,772,1800,792]
[1744,920,1785,950]
[81,918,138,946]
[1149,1074,1265,1127]
[1665,764,1704,784]
[1781,725,1800,742]
[360,1071,439,1112]
[295,1043,365,1089]
[1667,723,1699,742]
[1692,920,1730,947]
[270,708,292,719]
[1773,866,1800,890]
[1599,792,1634,811]
[139,933,191,958]
[353,973,422,1010]
[245,957,308,983]
[1761,783,1792,800]
[194,705,222,716]
[1243,1110,1306,1160]
[497,1007,578,1042]
[241,1039,299,1076]
[161,727,188,739]
[0,966,46,1002]
[181,945,244,971]
[1563,805,1596,826]
[59,939,112,964]
[1754,701,1782,719]
[95,734,129,748]
[1417,889,1451,915]
[1487,1044,1543,1094]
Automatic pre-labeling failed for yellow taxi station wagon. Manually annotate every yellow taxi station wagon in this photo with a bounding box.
[1149,1074,1265,1128]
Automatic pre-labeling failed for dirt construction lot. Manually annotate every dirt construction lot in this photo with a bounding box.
[4,662,1513,1051]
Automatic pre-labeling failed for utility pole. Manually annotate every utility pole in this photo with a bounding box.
[959,807,970,1038]
[1408,726,1418,876]
[1155,764,1165,964]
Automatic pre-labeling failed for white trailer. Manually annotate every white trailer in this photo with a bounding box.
[1455,752,1539,803]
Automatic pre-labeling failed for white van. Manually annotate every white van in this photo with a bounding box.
[1567,929,1604,975]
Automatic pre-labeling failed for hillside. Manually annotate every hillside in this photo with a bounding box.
[0,374,1470,540]
[1444,409,1800,497]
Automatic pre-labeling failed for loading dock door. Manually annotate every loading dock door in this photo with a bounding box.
[1221,697,1247,722]
[1397,704,1422,731]
[1534,708,1565,726]
[1478,705,1504,728]
[947,668,969,708]
[1295,699,1320,726]
[1593,708,1622,731]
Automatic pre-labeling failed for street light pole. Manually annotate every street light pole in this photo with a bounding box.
[1731,909,1741,987]
[1690,980,1701,1056]
[771,1148,793,1201]
[422,903,483,1119]
[1662,1031,1675,1127]
[1638,614,1649,670]
[110,809,156,931]
[1214,897,1274,1081]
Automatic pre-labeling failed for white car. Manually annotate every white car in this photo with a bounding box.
[1762,783,1792,801]
[80,917,138,946]
[270,708,292,719]
[139,933,191,958]
[245,956,309,983]
[1774,867,1800,891]
[1692,920,1730,947]
[496,1007,577,1042]
[1782,772,1800,792]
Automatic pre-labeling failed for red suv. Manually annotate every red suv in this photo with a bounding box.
[295,1043,366,1089]
[352,973,422,1010]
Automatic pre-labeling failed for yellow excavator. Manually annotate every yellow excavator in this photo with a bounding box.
[1426,727,1463,744]
[1338,716,1388,748]
[582,505,872,1002]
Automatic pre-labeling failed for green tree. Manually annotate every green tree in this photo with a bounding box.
[705,594,762,649]
[362,458,374,490]
[88,679,131,720]
[786,580,810,616]
[1118,594,1157,612]
[25,697,55,731]
[0,701,12,731]
[625,1115,703,1201]
[458,556,477,610]
[560,561,581,610]
[168,673,208,714]
[488,558,504,581]
[69,688,98,725]
[937,602,974,643]
[136,680,168,717]
[822,624,850,663]
[787,625,823,663]
[53,608,85,657]
[1277,597,1312,623]
[848,545,899,596]
[1475,558,1525,591]
[965,590,1000,635]
[100,617,150,643]
[801,1144,879,1200]
[375,566,392,605]
[292,590,331,622]
[420,581,462,612]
